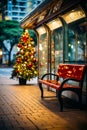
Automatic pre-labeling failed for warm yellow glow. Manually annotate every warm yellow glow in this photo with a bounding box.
[77,41,80,44]
[61,7,86,24]
[25,29,28,33]
[42,57,45,60]
[17,47,20,51]
[0,49,2,56]
[29,44,31,47]
[0,14,2,20]
[68,44,71,47]
[47,18,62,30]
[5,16,11,20]
[36,26,46,35]
[39,44,42,50]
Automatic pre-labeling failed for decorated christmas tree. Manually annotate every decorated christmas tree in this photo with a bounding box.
[11,29,38,84]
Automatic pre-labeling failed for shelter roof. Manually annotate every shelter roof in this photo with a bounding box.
[20,0,86,29]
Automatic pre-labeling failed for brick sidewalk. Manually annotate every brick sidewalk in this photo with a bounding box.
[0,76,87,130]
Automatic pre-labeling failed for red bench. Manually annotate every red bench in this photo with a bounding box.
[38,64,87,111]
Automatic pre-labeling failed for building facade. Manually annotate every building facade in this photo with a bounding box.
[4,0,43,21]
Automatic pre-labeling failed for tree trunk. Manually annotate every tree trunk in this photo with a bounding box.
[8,51,11,66]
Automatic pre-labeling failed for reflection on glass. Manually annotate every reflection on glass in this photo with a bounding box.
[67,22,86,62]
[51,28,63,73]
[38,33,48,78]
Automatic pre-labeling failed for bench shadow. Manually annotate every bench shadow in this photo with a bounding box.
[40,96,87,113]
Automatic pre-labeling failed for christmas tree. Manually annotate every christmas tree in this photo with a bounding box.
[11,29,38,82]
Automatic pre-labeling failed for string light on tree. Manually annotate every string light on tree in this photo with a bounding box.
[11,29,38,83]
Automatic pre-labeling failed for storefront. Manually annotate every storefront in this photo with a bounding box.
[20,0,87,103]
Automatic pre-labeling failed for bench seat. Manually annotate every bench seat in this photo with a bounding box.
[38,64,87,111]
[39,79,80,90]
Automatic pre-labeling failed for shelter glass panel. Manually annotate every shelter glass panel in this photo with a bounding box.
[47,18,63,74]
[61,6,87,93]
[51,28,63,73]
[37,26,48,78]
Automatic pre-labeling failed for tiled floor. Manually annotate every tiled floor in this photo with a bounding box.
[0,76,87,130]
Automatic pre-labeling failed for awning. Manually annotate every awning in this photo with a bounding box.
[20,0,86,29]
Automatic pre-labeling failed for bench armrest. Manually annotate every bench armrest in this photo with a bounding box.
[60,78,80,89]
[40,73,59,81]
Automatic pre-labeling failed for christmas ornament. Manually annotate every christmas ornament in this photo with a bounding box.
[11,30,38,83]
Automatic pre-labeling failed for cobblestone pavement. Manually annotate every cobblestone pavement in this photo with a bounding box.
[0,76,87,130]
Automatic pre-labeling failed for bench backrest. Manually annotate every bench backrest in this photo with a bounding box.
[58,64,86,81]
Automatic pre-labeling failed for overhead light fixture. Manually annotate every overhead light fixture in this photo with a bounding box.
[46,18,62,30]
[36,26,46,35]
[61,7,86,24]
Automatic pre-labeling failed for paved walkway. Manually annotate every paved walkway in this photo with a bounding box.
[0,76,87,130]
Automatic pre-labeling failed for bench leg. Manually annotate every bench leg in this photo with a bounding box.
[78,93,82,109]
[39,82,43,98]
[75,90,82,109]
[56,90,63,112]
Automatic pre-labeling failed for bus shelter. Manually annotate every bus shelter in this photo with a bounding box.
[20,0,87,104]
